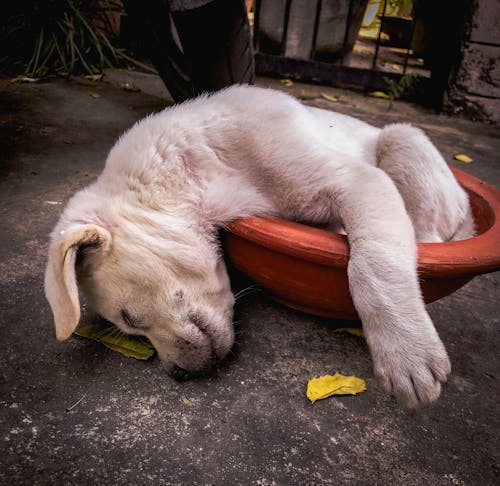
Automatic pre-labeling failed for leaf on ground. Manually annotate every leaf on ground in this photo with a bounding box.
[454,153,473,163]
[74,323,156,360]
[10,77,41,84]
[89,92,101,98]
[298,89,317,100]
[334,327,364,337]
[121,81,141,92]
[280,79,293,87]
[368,91,391,99]
[307,372,366,404]
[320,92,339,102]
[84,74,103,81]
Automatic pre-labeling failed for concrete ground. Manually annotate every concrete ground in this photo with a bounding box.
[0,70,499,486]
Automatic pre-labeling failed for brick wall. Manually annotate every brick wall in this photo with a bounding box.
[445,0,500,122]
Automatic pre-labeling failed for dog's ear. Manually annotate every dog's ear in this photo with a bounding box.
[44,224,111,341]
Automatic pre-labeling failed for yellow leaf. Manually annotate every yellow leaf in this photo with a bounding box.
[298,89,316,100]
[334,327,364,337]
[74,323,156,360]
[121,81,141,92]
[281,79,293,87]
[320,92,339,102]
[182,397,191,405]
[368,91,391,99]
[454,153,473,163]
[307,372,366,404]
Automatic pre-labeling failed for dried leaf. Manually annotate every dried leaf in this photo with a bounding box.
[368,91,391,99]
[454,153,473,163]
[182,397,191,405]
[320,92,339,102]
[121,81,141,92]
[280,79,293,87]
[84,74,103,81]
[307,372,366,404]
[334,327,364,337]
[10,77,41,84]
[89,92,101,98]
[297,89,316,100]
[74,324,156,360]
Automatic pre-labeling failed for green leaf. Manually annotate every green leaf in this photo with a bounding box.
[74,323,156,360]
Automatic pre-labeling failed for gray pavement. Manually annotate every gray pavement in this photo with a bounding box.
[1,71,499,485]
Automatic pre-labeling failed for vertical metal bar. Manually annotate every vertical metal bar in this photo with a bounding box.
[403,10,418,75]
[281,0,292,56]
[253,0,261,52]
[310,0,323,59]
[372,0,388,71]
[342,0,354,64]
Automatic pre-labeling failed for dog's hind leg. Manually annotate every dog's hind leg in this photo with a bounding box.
[375,123,475,242]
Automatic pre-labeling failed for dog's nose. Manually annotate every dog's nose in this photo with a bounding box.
[170,365,195,382]
[170,354,218,381]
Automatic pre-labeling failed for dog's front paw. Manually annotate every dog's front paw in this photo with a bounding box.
[370,327,451,409]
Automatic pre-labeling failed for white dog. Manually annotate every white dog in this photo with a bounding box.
[45,85,474,409]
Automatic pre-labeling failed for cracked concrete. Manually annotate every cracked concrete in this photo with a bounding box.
[0,71,499,485]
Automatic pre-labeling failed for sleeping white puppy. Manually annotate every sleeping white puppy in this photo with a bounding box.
[45,85,474,409]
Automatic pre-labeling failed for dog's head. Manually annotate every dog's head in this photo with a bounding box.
[44,200,235,377]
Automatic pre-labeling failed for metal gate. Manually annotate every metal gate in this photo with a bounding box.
[251,0,466,106]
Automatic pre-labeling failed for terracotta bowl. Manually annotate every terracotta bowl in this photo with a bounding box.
[225,168,500,320]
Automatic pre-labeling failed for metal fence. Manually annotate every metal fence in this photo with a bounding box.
[252,0,435,100]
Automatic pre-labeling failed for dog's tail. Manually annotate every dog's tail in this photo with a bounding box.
[375,123,475,242]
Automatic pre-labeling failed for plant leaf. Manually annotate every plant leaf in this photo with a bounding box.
[280,79,293,87]
[454,153,473,163]
[121,81,141,92]
[368,91,391,99]
[297,89,316,100]
[307,372,366,403]
[334,327,364,337]
[74,324,156,360]
[320,92,339,102]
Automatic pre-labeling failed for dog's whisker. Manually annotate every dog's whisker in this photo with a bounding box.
[113,328,126,339]
[237,285,262,293]
[92,325,117,340]
[233,285,261,299]
[234,290,261,301]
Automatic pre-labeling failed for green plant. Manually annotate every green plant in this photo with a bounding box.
[1,0,148,77]
[383,72,418,107]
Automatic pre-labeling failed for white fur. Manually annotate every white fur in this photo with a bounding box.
[45,85,474,408]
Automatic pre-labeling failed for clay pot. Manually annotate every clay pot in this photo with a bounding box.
[225,168,500,320]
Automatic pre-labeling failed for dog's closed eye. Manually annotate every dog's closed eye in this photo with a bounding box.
[121,309,148,330]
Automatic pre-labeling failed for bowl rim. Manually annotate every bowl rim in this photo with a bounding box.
[227,168,500,278]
